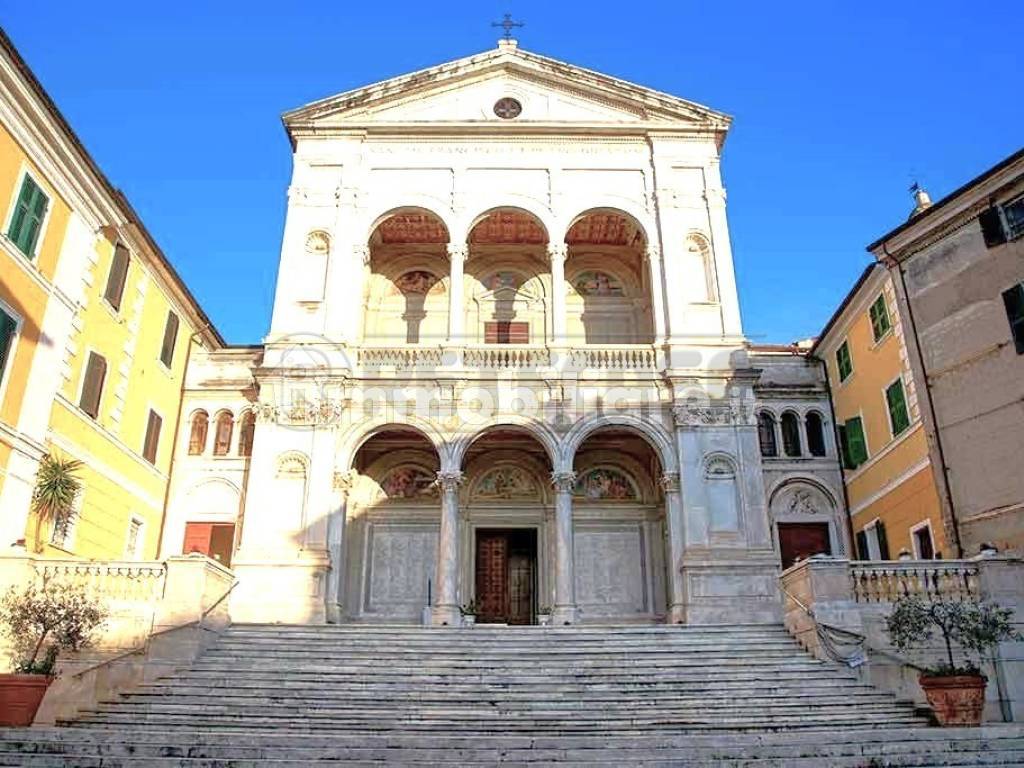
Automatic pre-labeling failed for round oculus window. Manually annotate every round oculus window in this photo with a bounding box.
[493,97,522,119]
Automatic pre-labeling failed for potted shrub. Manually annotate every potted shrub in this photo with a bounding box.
[885,596,1020,726]
[0,582,106,726]
[30,454,82,553]
[536,606,552,627]
[460,600,479,627]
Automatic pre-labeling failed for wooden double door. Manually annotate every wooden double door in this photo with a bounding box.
[475,529,537,624]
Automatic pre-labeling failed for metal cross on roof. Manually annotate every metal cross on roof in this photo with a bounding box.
[492,13,524,40]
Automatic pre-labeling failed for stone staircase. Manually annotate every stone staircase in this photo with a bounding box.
[2,623,1022,765]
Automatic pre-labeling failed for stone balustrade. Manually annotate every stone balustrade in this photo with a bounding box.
[356,346,445,368]
[850,561,979,603]
[780,555,1024,723]
[30,560,167,603]
[568,345,659,370]
[353,344,660,372]
[462,345,551,369]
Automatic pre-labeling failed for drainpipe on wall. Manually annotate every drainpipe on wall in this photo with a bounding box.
[882,245,964,558]
[817,355,857,558]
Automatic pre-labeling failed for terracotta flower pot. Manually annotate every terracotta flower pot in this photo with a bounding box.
[0,674,53,726]
[919,673,987,726]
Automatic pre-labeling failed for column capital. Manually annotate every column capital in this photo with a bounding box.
[332,469,358,495]
[436,470,464,491]
[550,471,576,493]
[660,472,681,493]
[645,245,662,262]
[446,243,468,261]
[547,243,569,262]
[352,244,371,266]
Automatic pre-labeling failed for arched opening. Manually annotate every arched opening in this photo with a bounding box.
[565,209,653,344]
[781,412,802,457]
[344,427,442,623]
[805,412,827,457]
[364,208,450,344]
[461,427,553,625]
[770,480,838,569]
[212,411,234,456]
[237,411,255,457]
[466,208,549,344]
[570,428,666,621]
[758,412,778,457]
[188,410,209,456]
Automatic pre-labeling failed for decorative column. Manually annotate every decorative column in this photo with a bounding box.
[432,470,464,626]
[661,472,686,624]
[551,471,578,625]
[548,244,568,344]
[325,469,356,623]
[349,245,371,344]
[447,244,467,344]
[645,245,667,343]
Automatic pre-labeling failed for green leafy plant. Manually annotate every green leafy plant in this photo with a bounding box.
[885,596,1021,677]
[30,454,83,553]
[0,583,106,675]
[459,600,479,616]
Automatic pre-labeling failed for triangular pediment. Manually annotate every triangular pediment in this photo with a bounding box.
[284,45,730,133]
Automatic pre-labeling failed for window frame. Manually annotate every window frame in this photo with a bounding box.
[1002,282,1024,355]
[910,519,936,560]
[158,310,180,368]
[805,411,828,457]
[124,515,146,560]
[1001,194,1024,241]
[840,414,869,469]
[862,518,890,560]
[835,339,854,383]
[884,375,911,438]
[869,293,892,343]
[49,490,83,552]
[0,298,24,408]
[212,410,234,457]
[102,241,131,314]
[757,411,778,458]
[780,411,803,457]
[3,167,53,261]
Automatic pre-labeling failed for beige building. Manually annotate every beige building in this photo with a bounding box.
[868,148,1024,556]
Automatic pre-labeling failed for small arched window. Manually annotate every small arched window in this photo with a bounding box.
[806,412,827,457]
[758,413,778,457]
[188,411,208,456]
[237,411,255,457]
[781,412,802,457]
[213,411,234,456]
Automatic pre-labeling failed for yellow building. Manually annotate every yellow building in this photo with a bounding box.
[0,30,222,559]
[811,262,947,560]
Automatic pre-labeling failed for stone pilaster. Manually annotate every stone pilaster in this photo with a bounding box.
[661,471,686,624]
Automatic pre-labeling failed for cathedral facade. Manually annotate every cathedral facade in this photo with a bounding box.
[162,40,847,626]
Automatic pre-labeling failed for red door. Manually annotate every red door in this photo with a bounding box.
[778,523,831,570]
[182,523,235,567]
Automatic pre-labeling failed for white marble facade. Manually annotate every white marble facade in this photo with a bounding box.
[162,40,849,626]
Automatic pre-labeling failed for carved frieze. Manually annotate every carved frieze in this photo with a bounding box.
[251,399,345,426]
[672,401,754,427]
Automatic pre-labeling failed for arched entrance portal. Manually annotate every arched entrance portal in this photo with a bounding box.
[460,427,554,625]
[341,427,441,623]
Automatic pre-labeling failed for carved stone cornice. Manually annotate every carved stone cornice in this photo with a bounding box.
[660,472,681,493]
[252,399,345,426]
[436,470,464,492]
[672,401,754,427]
[550,471,576,493]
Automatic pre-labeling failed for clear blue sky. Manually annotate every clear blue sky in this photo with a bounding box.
[5,3,1022,344]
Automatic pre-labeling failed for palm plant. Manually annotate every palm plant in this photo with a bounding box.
[30,454,83,553]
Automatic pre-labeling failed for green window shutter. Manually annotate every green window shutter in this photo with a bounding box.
[159,312,179,367]
[0,307,17,378]
[143,410,162,464]
[845,416,868,468]
[875,520,891,560]
[7,175,49,258]
[79,352,107,419]
[836,341,853,382]
[855,530,869,560]
[1003,283,1024,354]
[885,379,911,436]
[837,424,853,469]
[103,244,130,311]
[869,295,891,341]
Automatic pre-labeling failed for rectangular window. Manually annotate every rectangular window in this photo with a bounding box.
[912,523,936,560]
[484,321,529,344]
[885,378,911,437]
[869,294,891,341]
[863,520,890,560]
[103,243,130,311]
[841,416,868,469]
[1005,196,1024,241]
[7,174,49,258]
[1003,283,1024,354]
[0,306,17,385]
[159,311,179,367]
[142,410,162,464]
[50,493,82,551]
[835,340,853,382]
[124,517,144,560]
[79,352,107,419]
